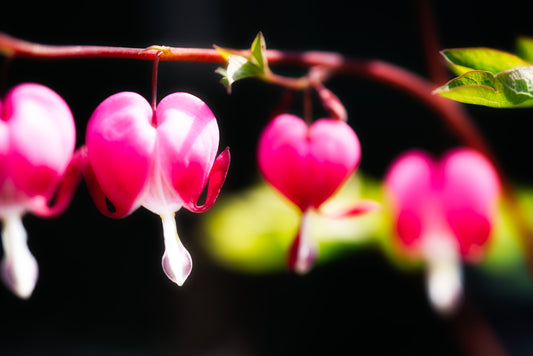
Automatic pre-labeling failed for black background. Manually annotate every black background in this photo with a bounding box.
[1,1,533,355]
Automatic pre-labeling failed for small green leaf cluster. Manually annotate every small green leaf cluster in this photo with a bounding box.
[435,38,533,108]
[215,32,271,93]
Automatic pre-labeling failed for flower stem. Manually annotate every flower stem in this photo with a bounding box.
[0,55,12,96]
[151,51,162,114]
[0,32,488,155]
[150,50,163,126]
[415,0,448,85]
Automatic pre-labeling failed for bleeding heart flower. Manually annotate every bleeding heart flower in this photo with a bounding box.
[384,148,500,314]
[257,114,377,274]
[83,91,229,286]
[0,83,80,298]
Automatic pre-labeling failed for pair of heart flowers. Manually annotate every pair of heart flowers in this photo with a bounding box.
[0,83,228,298]
[257,115,500,314]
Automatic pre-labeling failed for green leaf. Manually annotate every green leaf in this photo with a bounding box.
[214,67,229,87]
[435,67,533,108]
[227,55,263,84]
[250,32,269,73]
[516,36,533,63]
[214,46,233,61]
[214,32,271,93]
[214,54,263,93]
[442,47,531,75]
[497,66,533,97]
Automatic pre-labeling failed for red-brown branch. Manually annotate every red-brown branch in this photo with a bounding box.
[0,33,487,152]
[0,31,508,169]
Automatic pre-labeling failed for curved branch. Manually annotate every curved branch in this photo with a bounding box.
[0,32,487,153]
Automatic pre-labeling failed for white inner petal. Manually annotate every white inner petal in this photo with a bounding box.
[160,212,192,286]
[1,213,38,299]
[423,234,462,315]
[293,210,317,275]
[140,139,183,215]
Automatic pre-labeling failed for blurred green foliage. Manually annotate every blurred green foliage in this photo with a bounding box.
[202,174,533,299]
[202,175,382,273]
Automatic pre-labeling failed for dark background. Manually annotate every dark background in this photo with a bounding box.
[2,0,533,355]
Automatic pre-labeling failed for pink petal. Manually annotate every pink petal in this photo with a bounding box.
[258,114,309,209]
[308,119,361,207]
[85,92,155,217]
[154,92,221,210]
[258,114,360,211]
[1,83,75,201]
[183,147,230,213]
[384,150,434,252]
[31,149,84,218]
[440,148,500,260]
[0,120,9,189]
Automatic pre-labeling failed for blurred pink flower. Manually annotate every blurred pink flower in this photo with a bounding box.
[385,148,501,313]
[84,91,229,286]
[0,83,80,298]
[258,114,377,273]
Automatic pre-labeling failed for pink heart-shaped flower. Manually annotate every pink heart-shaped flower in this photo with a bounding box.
[84,91,230,286]
[257,114,368,274]
[0,83,75,210]
[385,148,501,314]
[0,83,77,299]
[257,114,361,211]
[385,148,500,260]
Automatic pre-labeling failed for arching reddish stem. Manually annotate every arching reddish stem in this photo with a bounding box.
[0,32,487,154]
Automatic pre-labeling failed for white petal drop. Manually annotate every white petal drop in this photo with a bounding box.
[160,213,192,286]
[289,211,317,275]
[1,214,38,299]
[423,235,463,315]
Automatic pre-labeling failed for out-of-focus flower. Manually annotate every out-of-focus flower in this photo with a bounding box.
[258,114,377,273]
[0,83,80,298]
[385,148,501,314]
[83,91,229,286]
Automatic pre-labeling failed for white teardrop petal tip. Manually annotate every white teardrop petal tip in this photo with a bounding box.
[426,256,463,316]
[160,213,192,286]
[162,248,192,286]
[1,255,38,299]
[1,215,39,299]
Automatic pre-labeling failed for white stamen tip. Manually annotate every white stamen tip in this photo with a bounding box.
[423,235,463,315]
[1,215,39,299]
[160,213,192,286]
[427,259,462,315]
[288,211,317,274]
